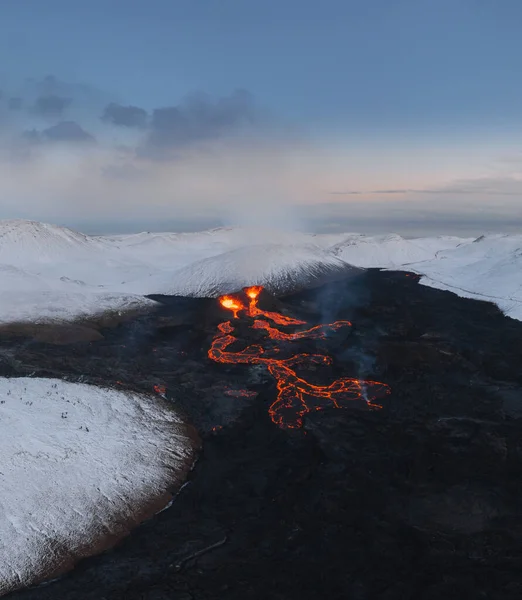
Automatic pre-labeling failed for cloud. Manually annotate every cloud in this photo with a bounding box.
[21,129,41,142]
[0,75,115,127]
[41,121,95,143]
[2,80,263,158]
[139,89,256,159]
[101,103,148,128]
[14,74,522,236]
[30,75,110,107]
[19,122,95,147]
[101,163,144,180]
[496,152,522,166]
[300,205,522,237]
[34,94,72,117]
[0,129,318,230]
[330,189,423,195]
[8,97,23,110]
[0,77,320,231]
[331,177,522,197]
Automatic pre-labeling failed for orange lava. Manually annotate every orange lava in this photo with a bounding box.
[209,285,390,429]
[153,384,167,395]
[219,295,245,320]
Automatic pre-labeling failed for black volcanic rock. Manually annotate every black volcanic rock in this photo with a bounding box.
[6,269,522,600]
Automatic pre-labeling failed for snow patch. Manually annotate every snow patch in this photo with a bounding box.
[0,377,197,597]
[0,291,156,325]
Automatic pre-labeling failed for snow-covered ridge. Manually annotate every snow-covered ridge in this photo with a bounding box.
[402,234,522,320]
[330,233,468,268]
[161,243,362,297]
[0,377,197,597]
[0,219,521,322]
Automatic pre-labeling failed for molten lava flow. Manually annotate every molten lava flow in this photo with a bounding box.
[244,285,306,326]
[252,319,353,341]
[208,285,390,429]
[153,384,166,396]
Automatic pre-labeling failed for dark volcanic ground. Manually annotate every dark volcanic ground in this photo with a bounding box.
[4,269,522,600]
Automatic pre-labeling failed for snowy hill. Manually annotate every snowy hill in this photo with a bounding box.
[0,219,108,265]
[329,232,522,320]
[331,233,469,268]
[0,220,156,286]
[0,219,522,323]
[105,227,346,270]
[0,377,196,596]
[157,243,362,297]
[0,220,158,323]
[402,234,522,320]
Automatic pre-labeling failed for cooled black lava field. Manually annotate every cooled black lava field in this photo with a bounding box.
[5,269,522,600]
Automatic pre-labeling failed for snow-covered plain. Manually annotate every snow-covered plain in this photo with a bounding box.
[1,219,522,321]
[0,377,197,597]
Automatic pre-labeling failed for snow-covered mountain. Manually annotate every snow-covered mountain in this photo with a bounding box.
[0,219,521,323]
[0,220,159,323]
[159,243,362,297]
[0,219,111,265]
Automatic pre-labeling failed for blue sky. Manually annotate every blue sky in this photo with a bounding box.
[1,0,522,234]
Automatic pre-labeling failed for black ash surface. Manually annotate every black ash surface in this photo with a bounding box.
[5,269,522,600]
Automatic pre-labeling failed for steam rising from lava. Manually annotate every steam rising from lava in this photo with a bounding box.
[208,285,390,429]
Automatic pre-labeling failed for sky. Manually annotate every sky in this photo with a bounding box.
[1,0,522,236]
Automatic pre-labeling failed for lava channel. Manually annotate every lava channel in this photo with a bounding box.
[208,285,390,429]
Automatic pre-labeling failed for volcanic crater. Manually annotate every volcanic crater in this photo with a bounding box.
[4,268,522,600]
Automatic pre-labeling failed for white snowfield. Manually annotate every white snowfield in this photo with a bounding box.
[0,377,197,597]
[155,243,361,297]
[0,219,521,321]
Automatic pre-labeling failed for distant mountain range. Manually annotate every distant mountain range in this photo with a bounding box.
[0,219,520,322]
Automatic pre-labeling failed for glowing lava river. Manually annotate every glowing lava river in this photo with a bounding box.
[208,285,390,429]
